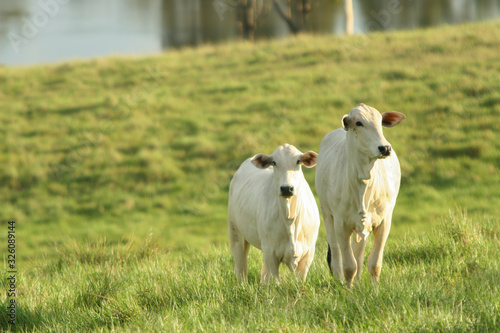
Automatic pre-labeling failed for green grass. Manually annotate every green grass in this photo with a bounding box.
[0,21,500,331]
[1,211,499,331]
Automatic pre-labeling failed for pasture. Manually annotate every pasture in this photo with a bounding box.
[1,21,499,331]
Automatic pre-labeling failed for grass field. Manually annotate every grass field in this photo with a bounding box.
[2,211,499,331]
[1,21,500,331]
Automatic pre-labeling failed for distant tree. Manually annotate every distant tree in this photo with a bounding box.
[236,0,273,41]
[345,0,353,35]
[235,0,353,40]
[272,0,312,34]
[273,0,353,35]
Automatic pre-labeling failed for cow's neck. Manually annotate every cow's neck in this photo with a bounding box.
[346,146,377,240]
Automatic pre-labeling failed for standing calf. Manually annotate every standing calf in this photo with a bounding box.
[316,104,405,288]
[228,144,320,283]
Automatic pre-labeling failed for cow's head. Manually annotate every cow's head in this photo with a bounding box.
[342,103,405,160]
[251,144,317,219]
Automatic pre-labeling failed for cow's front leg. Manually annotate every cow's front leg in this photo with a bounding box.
[261,247,280,284]
[351,233,368,281]
[368,216,391,284]
[296,249,314,281]
[335,221,357,288]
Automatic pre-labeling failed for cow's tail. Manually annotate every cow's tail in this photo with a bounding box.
[326,244,332,274]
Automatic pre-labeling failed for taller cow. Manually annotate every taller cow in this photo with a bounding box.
[316,104,405,288]
[228,144,320,283]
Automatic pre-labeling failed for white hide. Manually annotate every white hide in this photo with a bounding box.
[228,144,320,283]
[315,103,405,288]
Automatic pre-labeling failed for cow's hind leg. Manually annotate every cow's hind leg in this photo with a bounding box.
[323,212,343,280]
[229,221,250,282]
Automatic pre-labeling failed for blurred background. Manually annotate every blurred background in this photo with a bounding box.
[1,0,500,66]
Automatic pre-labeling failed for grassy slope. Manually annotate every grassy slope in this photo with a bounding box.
[1,21,500,263]
[0,21,499,330]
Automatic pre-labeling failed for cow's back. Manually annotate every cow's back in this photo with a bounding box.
[228,158,276,248]
[316,128,348,210]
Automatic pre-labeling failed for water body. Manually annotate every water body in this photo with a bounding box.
[0,0,499,66]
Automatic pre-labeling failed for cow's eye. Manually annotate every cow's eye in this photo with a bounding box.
[296,159,300,165]
[271,161,277,166]
[356,121,363,127]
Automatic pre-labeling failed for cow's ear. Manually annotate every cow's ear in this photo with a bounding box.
[300,151,318,168]
[251,154,273,169]
[382,111,406,127]
[341,115,349,131]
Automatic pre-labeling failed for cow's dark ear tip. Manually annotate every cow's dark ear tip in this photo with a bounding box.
[301,151,318,168]
[251,154,272,169]
[382,111,406,127]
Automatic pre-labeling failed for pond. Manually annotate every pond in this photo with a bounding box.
[1,0,499,66]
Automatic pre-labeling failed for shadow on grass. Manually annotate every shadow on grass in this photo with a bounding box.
[385,242,447,265]
[0,302,131,332]
[57,103,102,115]
[0,302,42,332]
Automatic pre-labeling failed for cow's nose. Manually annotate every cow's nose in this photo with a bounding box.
[378,145,391,157]
[280,186,294,197]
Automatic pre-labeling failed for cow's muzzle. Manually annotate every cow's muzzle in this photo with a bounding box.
[378,145,391,157]
[280,185,295,198]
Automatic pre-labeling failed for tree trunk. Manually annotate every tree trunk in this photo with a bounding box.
[273,0,300,34]
[345,0,353,35]
[237,0,265,41]
[298,0,311,32]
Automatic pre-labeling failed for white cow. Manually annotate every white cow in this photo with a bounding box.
[228,144,320,283]
[316,104,405,288]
